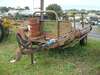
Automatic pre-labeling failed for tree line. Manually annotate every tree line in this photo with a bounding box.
[0,6,30,13]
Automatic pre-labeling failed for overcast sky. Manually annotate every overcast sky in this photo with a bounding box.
[0,0,100,10]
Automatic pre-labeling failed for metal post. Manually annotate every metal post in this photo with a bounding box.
[73,13,76,29]
[40,0,44,21]
[31,54,33,64]
[81,13,84,28]
[57,21,60,40]
[73,15,76,29]
[40,0,44,35]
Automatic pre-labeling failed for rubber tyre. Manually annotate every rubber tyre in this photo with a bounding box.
[80,36,87,46]
[0,24,4,42]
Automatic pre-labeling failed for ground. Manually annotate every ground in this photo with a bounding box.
[0,33,100,75]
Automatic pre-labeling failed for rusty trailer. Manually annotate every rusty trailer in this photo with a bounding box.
[28,10,92,49]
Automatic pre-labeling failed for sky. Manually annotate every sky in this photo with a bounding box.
[0,0,100,10]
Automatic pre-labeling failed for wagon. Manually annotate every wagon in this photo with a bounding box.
[28,10,92,49]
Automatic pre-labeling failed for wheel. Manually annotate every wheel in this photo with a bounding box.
[80,36,87,46]
[0,24,4,42]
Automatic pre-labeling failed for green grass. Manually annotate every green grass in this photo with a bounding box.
[0,33,100,75]
[43,21,57,34]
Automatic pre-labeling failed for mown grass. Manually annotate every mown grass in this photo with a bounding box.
[0,33,100,75]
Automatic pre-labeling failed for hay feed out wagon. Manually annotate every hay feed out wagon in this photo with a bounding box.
[29,10,92,49]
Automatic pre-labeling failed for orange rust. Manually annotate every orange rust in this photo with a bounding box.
[29,18,41,37]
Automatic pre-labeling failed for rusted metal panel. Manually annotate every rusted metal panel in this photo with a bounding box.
[29,18,41,37]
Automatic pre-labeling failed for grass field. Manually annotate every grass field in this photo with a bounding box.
[0,33,100,75]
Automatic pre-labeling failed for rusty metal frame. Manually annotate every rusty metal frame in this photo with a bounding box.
[33,10,60,40]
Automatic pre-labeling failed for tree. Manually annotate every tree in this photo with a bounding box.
[8,7,15,10]
[46,4,63,20]
[15,13,20,20]
[24,6,30,10]
[0,7,9,13]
